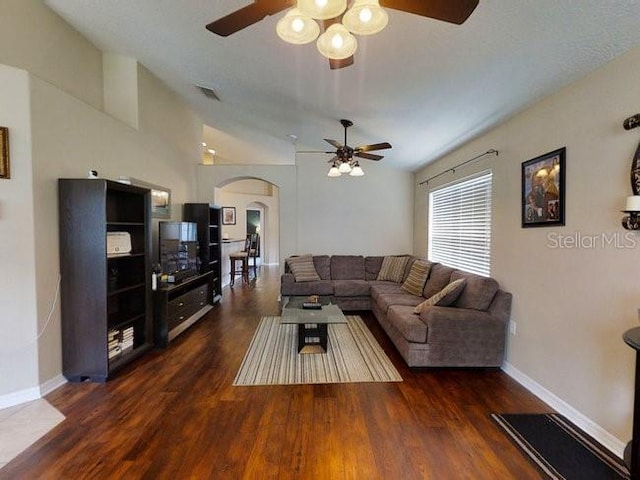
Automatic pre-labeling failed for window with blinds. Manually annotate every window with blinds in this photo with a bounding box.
[428,171,493,277]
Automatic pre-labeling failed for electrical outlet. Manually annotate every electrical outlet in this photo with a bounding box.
[510,320,517,336]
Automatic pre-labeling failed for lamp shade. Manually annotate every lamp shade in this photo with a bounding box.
[338,160,352,173]
[276,8,320,44]
[350,164,365,176]
[328,165,342,177]
[298,0,347,20]
[342,0,388,35]
[317,23,358,60]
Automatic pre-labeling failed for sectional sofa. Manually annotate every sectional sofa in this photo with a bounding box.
[280,255,512,368]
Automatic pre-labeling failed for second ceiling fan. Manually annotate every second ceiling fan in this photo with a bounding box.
[206,0,479,70]
[297,119,392,176]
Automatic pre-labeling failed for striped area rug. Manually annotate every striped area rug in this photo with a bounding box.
[492,413,630,480]
[233,315,402,386]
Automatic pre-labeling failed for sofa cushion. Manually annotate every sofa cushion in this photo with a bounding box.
[313,255,331,280]
[414,278,466,314]
[370,282,405,302]
[281,280,334,296]
[334,280,370,297]
[401,260,432,296]
[422,263,456,298]
[331,255,365,280]
[387,305,428,343]
[377,255,410,282]
[377,293,424,313]
[286,255,320,282]
[365,256,384,281]
[450,270,499,311]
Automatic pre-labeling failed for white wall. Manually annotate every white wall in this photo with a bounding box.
[0,66,39,401]
[196,155,414,268]
[0,1,203,406]
[295,155,413,256]
[414,46,640,447]
[0,0,103,110]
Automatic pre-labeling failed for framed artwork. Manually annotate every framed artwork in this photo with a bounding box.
[222,206,236,225]
[150,187,171,219]
[118,177,171,218]
[522,147,566,228]
[0,127,9,179]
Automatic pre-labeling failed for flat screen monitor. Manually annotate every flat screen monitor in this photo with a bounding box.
[159,221,199,276]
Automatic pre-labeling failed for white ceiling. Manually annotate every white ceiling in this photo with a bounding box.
[45,0,640,171]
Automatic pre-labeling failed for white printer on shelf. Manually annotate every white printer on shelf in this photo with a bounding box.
[107,232,132,256]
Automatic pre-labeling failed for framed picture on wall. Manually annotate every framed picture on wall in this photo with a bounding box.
[222,206,236,225]
[117,176,171,218]
[0,127,10,179]
[521,147,566,228]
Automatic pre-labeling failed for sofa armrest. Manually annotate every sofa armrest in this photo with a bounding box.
[420,306,506,344]
[487,290,512,324]
[281,273,295,285]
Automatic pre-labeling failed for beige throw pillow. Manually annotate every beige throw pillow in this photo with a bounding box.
[414,278,467,314]
[376,256,409,283]
[286,255,321,282]
[401,260,431,296]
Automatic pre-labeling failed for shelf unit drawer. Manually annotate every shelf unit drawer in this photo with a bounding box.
[153,271,214,347]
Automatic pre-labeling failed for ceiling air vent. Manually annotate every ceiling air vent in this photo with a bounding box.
[196,85,220,101]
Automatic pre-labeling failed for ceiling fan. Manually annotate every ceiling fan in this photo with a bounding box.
[206,0,479,70]
[297,119,392,176]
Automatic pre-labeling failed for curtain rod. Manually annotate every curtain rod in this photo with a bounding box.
[418,149,499,186]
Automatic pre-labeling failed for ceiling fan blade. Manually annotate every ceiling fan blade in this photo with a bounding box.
[296,150,334,154]
[324,138,343,149]
[356,142,392,153]
[329,56,354,70]
[379,0,479,25]
[355,152,384,161]
[206,0,293,37]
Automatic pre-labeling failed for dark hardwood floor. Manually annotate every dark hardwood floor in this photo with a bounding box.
[1,267,550,479]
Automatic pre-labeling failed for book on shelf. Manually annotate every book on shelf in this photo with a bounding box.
[108,345,122,359]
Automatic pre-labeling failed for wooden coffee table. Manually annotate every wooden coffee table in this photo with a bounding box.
[280,298,347,354]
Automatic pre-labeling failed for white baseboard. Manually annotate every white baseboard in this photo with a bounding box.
[502,362,627,458]
[0,374,67,410]
[40,374,66,397]
[0,386,41,410]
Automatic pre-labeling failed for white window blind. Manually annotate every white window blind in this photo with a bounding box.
[428,171,493,277]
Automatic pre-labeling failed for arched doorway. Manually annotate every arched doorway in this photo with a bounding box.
[214,177,280,287]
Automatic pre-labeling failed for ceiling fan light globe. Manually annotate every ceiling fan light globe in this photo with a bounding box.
[328,166,342,177]
[276,8,319,44]
[298,0,347,20]
[343,0,388,35]
[350,165,365,176]
[338,161,352,173]
[317,24,357,60]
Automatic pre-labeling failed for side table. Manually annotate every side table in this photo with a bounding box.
[623,326,640,479]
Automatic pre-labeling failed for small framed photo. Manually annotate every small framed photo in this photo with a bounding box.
[222,206,236,225]
[522,147,566,228]
[150,187,171,219]
[0,127,9,179]
[117,177,171,218]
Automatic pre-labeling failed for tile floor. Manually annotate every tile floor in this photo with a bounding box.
[0,399,65,469]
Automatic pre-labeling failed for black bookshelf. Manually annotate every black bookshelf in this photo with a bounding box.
[58,179,152,382]
[183,203,222,303]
